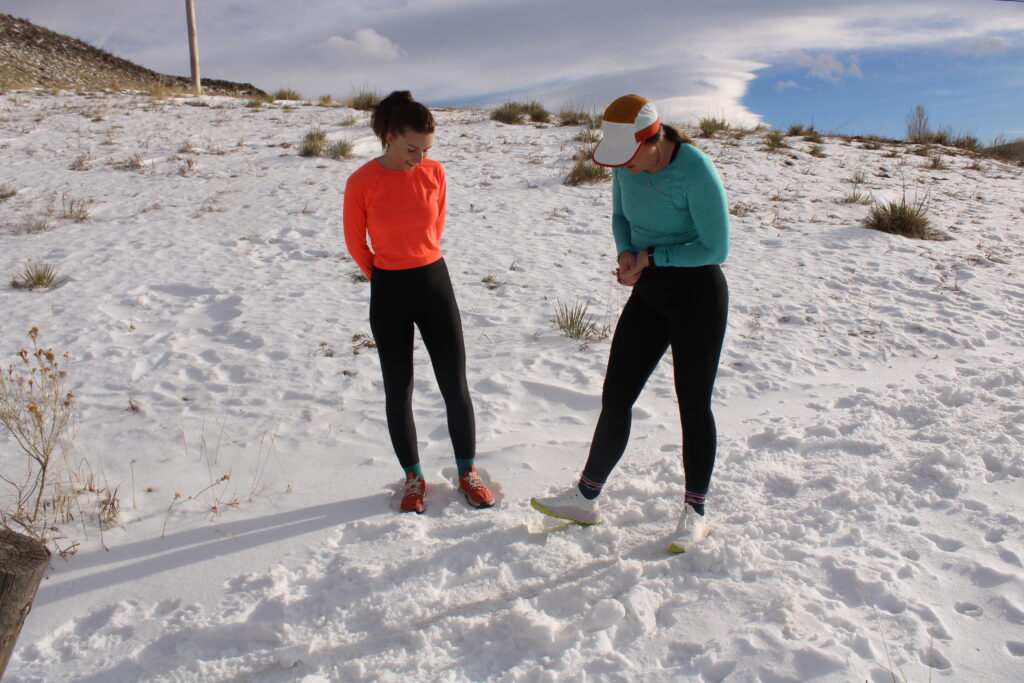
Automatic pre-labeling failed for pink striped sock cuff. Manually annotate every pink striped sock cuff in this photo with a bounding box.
[684,490,706,505]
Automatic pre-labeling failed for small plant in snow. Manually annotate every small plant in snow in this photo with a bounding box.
[117,153,144,171]
[564,157,611,186]
[300,128,327,157]
[764,130,787,152]
[11,261,62,290]
[347,89,380,111]
[699,117,729,138]
[69,152,91,171]
[865,186,937,240]
[730,201,756,217]
[272,87,302,101]
[21,217,53,235]
[839,190,872,205]
[352,333,377,355]
[0,328,76,544]
[554,298,607,341]
[98,487,120,529]
[326,138,355,160]
[491,102,527,125]
[481,274,504,290]
[557,108,591,127]
[1,183,16,200]
[492,101,550,125]
[58,193,91,221]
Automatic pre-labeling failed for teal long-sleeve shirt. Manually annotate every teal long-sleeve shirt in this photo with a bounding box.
[611,143,729,267]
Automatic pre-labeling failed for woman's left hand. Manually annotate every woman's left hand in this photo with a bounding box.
[635,250,651,271]
[617,250,649,286]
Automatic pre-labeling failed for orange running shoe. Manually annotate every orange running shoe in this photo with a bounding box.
[400,473,426,514]
[459,466,495,508]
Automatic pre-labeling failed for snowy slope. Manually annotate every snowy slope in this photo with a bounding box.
[1,90,1022,681]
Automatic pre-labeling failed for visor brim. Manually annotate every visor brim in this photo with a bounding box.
[592,140,642,168]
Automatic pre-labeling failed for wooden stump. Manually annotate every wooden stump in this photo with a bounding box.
[0,528,49,677]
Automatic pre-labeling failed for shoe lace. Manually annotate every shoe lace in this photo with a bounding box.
[404,477,424,496]
[462,470,485,490]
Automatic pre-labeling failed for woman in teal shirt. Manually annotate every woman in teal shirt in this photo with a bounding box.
[532,94,729,553]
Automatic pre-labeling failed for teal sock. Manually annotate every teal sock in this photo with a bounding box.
[456,459,475,477]
[403,463,423,479]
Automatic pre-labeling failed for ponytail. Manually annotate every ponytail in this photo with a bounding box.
[644,123,695,148]
[371,90,435,148]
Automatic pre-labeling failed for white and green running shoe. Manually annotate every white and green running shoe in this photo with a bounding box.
[667,506,709,553]
[530,486,602,525]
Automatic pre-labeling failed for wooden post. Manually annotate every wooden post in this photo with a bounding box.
[0,528,49,677]
[185,0,201,96]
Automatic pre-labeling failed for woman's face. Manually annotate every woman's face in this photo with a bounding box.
[624,140,661,174]
[384,130,434,170]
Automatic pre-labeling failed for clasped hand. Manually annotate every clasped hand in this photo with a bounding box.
[615,250,650,286]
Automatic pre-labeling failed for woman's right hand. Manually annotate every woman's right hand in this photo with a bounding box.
[616,251,641,286]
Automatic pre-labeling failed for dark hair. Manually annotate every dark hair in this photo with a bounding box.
[371,90,435,148]
[644,123,694,147]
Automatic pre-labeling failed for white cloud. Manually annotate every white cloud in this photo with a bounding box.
[848,55,864,79]
[793,52,846,82]
[775,80,802,92]
[955,36,1007,56]
[317,28,403,62]
[790,52,864,83]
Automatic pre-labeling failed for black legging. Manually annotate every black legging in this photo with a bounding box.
[369,258,475,468]
[582,264,728,493]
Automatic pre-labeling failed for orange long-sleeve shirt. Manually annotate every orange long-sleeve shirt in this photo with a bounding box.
[343,158,447,279]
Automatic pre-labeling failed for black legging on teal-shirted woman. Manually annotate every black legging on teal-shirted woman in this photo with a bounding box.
[581,264,728,496]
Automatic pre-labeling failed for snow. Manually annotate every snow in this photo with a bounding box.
[1,89,1022,681]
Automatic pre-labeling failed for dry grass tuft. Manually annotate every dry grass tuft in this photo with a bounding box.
[699,117,730,138]
[554,299,608,341]
[300,128,327,157]
[764,130,787,152]
[0,328,76,543]
[564,148,611,186]
[492,101,551,125]
[347,89,380,111]
[865,192,940,240]
[11,261,62,290]
[272,87,302,101]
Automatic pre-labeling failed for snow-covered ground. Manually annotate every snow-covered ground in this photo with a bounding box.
[1,90,1022,681]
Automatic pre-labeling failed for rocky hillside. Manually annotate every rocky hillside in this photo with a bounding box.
[0,14,264,96]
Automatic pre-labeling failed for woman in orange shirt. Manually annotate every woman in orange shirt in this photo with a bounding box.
[344,91,494,514]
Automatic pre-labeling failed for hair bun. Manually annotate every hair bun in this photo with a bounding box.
[384,90,413,103]
[371,90,435,147]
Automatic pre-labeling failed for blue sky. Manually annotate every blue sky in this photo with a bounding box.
[4,0,1023,143]
[745,42,1024,142]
